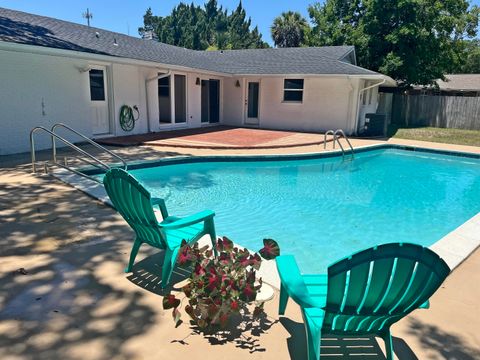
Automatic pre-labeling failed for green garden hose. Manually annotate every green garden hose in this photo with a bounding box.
[119,105,139,132]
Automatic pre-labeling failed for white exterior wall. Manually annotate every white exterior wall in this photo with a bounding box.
[111,63,149,137]
[223,77,244,126]
[223,76,364,135]
[0,45,380,155]
[0,49,156,154]
[0,47,226,155]
[0,49,93,155]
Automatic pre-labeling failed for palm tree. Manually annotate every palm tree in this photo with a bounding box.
[271,11,309,48]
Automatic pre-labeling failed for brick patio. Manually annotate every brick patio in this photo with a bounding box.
[97,126,330,149]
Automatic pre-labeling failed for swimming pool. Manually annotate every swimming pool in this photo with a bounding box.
[96,146,480,273]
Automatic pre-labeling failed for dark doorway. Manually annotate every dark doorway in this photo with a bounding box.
[201,79,220,124]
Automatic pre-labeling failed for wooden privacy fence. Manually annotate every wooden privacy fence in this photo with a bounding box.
[391,94,480,130]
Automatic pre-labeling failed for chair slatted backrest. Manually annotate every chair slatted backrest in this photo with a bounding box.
[323,243,450,334]
[103,168,167,249]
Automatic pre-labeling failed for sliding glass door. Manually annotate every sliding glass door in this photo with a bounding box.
[174,74,186,123]
[158,73,187,125]
[201,79,220,124]
[158,76,171,124]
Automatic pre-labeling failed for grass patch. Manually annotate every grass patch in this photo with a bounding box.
[388,126,480,147]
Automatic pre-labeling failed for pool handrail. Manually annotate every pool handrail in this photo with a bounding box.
[30,124,127,183]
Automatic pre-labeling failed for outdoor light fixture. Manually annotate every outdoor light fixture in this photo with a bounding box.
[235,80,241,87]
[78,65,92,73]
[196,77,200,85]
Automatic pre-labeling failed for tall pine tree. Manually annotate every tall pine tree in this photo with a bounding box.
[138,1,268,50]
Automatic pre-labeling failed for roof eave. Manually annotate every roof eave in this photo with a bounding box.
[0,40,232,77]
[0,39,396,81]
[439,87,480,91]
[231,73,382,77]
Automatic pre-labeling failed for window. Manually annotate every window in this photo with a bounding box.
[89,69,105,101]
[283,79,304,102]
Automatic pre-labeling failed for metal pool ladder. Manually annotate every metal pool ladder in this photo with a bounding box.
[30,123,127,183]
[323,129,355,158]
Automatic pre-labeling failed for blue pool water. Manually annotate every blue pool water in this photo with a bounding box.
[115,148,480,273]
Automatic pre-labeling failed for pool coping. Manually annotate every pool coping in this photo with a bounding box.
[52,143,480,289]
[80,143,480,176]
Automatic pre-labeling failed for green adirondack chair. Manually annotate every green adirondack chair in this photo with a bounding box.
[276,243,450,360]
[103,168,217,288]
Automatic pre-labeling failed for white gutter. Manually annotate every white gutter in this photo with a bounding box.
[353,78,386,135]
[144,70,171,133]
[236,73,387,79]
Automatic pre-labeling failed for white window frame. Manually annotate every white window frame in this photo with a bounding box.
[158,71,189,128]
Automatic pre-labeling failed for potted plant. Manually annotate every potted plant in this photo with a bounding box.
[163,236,280,331]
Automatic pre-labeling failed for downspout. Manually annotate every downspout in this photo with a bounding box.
[353,78,386,135]
[144,70,171,133]
[346,76,355,133]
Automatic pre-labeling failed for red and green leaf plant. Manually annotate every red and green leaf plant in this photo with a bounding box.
[163,237,280,332]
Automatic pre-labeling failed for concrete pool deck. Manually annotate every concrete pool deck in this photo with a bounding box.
[1,135,480,359]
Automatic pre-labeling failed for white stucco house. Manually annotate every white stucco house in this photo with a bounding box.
[0,7,395,155]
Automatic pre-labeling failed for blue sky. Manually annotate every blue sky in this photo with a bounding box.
[2,0,479,45]
[0,0,311,44]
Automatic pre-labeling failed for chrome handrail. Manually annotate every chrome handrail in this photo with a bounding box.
[323,130,335,149]
[30,126,116,182]
[333,129,354,157]
[323,128,354,158]
[334,135,346,156]
[51,123,127,170]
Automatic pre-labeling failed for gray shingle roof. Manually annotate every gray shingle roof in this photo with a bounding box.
[437,74,480,91]
[0,7,377,76]
[197,47,371,75]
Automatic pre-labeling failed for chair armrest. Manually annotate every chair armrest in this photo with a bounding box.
[276,255,327,309]
[151,197,168,218]
[419,300,430,309]
[160,210,215,230]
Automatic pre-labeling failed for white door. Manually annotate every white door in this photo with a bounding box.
[88,66,111,135]
[244,80,260,125]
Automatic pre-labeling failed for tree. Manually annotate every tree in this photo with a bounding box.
[271,11,309,48]
[454,39,480,73]
[308,0,479,86]
[138,1,268,50]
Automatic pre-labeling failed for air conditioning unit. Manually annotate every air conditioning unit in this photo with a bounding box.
[363,113,386,136]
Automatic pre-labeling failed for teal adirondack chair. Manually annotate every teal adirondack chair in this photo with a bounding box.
[276,243,450,360]
[103,168,217,287]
